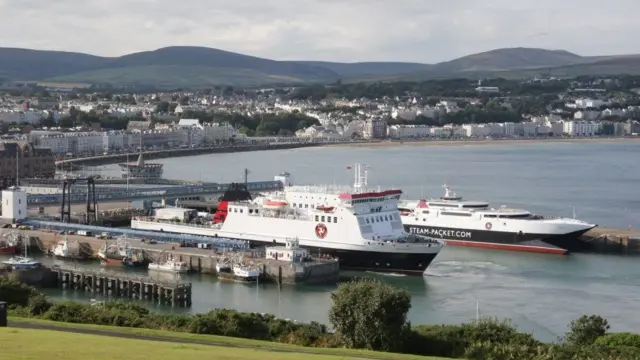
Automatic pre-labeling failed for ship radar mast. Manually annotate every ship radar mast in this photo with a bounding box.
[352,163,369,192]
[441,184,462,201]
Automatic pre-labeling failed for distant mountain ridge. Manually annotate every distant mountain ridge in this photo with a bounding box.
[0,46,639,88]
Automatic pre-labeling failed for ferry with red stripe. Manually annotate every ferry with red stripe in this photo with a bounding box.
[399,185,596,255]
[132,164,444,275]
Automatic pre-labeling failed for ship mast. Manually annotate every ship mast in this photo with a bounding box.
[352,163,368,193]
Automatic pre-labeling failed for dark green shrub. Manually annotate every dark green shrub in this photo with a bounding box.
[408,318,540,358]
[42,301,88,323]
[329,278,411,351]
[0,278,41,308]
[564,314,610,346]
[596,332,640,349]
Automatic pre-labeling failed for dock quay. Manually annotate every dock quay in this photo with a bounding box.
[6,226,340,285]
[581,227,640,254]
[2,265,191,307]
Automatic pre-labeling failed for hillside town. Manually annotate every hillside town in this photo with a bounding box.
[0,77,639,163]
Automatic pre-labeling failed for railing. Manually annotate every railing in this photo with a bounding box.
[23,219,249,248]
[24,181,283,205]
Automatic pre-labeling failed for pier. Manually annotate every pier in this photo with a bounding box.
[13,228,340,285]
[581,227,640,254]
[48,266,192,307]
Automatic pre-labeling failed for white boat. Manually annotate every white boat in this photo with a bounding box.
[132,164,444,275]
[3,239,40,269]
[50,235,90,260]
[216,263,260,282]
[148,257,189,273]
[399,185,597,255]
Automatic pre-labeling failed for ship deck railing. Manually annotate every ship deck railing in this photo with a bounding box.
[285,185,393,196]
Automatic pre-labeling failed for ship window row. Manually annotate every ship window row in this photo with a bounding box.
[315,215,338,223]
[230,208,244,213]
[428,203,459,208]
[484,214,531,219]
[352,195,400,204]
[440,211,472,217]
[292,203,310,209]
[364,213,398,224]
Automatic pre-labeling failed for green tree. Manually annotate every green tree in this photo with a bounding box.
[564,314,610,346]
[329,278,411,351]
[155,101,170,113]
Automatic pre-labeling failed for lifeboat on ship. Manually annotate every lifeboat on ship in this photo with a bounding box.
[316,205,335,212]
[262,199,288,209]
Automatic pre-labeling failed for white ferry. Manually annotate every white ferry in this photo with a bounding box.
[132,164,444,275]
[399,185,596,255]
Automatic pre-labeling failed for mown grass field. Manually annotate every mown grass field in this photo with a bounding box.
[6,317,449,360]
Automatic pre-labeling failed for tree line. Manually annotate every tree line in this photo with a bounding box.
[2,277,639,360]
[34,108,320,136]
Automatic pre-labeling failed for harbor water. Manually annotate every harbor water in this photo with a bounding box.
[10,140,640,341]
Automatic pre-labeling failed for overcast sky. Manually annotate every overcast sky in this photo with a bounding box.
[1,0,639,63]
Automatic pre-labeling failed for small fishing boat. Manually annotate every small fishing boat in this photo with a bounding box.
[98,237,149,268]
[148,257,189,273]
[216,263,259,282]
[50,235,92,261]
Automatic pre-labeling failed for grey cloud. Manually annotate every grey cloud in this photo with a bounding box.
[0,0,638,62]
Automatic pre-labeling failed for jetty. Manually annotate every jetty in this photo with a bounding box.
[48,266,192,307]
[581,227,640,254]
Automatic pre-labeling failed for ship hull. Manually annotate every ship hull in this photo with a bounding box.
[404,224,594,254]
[54,255,94,262]
[318,247,438,274]
[99,256,149,268]
[217,272,259,282]
[132,219,441,275]
[0,245,17,254]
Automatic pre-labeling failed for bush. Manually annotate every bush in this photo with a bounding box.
[409,318,540,358]
[329,278,411,351]
[596,332,640,350]
[0,278,42,308]
[564,315,610,346]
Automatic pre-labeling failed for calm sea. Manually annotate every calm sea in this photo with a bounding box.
[19,141,640,341]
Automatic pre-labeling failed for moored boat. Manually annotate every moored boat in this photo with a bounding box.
[97,238,149,268]
[0,232,18,255]
[0,242,16,255]
[49,235,93,261]
[148,257,189,273]
[2,240,40,269]
[216,263,260,282]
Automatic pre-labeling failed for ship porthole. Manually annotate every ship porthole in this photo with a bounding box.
[375,262,379,266]
[418,263,423,267]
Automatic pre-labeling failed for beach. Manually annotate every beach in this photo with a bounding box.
[323,137,640,149]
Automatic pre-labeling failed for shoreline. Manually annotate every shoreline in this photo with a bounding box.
[322,136,640,149]
[55,137,640,168]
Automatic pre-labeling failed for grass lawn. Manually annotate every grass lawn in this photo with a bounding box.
[0,328,355,360]
[7,317,449,360]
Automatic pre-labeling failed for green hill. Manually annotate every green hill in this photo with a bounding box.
[2,45,639,88]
